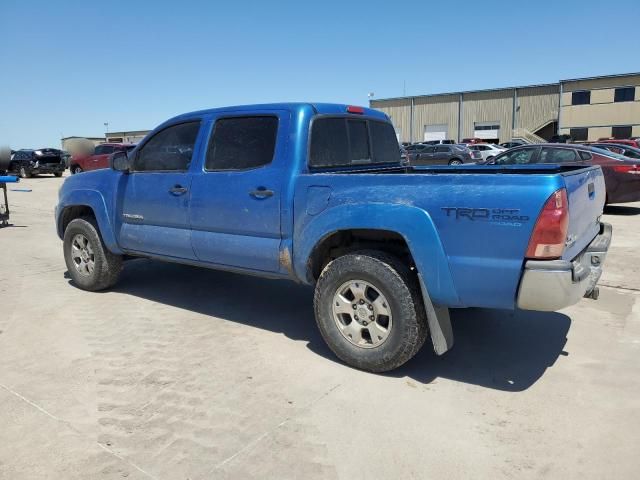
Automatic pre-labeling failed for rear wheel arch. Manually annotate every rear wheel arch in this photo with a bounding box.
[307,229,416,283]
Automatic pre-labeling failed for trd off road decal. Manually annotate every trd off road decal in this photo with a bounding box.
[441,207,530,227]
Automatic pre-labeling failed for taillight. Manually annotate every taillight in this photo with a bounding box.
[612,164,640,174]
[526,189,569,259]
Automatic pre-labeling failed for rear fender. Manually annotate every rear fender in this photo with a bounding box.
[294,203,461,307]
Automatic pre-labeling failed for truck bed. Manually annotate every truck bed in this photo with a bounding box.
[294,165,605,310]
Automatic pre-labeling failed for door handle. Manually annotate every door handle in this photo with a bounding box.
[169,185,188,195]
[249,187,274,199]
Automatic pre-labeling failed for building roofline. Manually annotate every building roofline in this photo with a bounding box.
[560,71,640,83]
[106,130,151,136]
[371,72,640,103]
[60,136,106,141]
[370,82,559,103]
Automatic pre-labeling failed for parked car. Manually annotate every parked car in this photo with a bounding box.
[421,139,456,145]
[487,144,640,204]
[461,137,483,144]
[591,143,640,160]
[69,143,135,174]
[466,143,505,163]
[596,138,640,149]
[9,148,66,178]
[56,102,610,372]
[499,141,526,149]
[408,144,480,165]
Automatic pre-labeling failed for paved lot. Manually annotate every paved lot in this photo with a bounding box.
[1,173,639,480]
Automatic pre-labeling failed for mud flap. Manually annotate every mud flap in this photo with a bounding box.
[418,273,454,355]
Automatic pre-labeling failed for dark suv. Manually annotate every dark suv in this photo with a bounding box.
[9,149,66,178]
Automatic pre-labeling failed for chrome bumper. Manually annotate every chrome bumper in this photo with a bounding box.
[517,223,612,311]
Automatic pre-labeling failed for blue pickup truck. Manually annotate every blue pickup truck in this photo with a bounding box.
[55,103,612,372]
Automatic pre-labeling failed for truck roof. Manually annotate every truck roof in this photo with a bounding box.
[167,103,388,124]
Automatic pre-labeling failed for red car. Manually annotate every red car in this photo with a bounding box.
[69,143,135,174]
[597,138,640,149]
[488,143,640,204]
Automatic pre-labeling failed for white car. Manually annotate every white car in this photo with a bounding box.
[466,143,506,163]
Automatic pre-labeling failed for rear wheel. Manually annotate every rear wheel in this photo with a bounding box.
[448,159,462,166]
[63,217,122,291]
[54,171,63,177]
[71,165,82,174]
[19,166,31,178]
[314,250,428,372]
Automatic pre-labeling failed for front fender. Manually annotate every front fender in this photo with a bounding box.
[293,203,461,307]
[56,189,122,254]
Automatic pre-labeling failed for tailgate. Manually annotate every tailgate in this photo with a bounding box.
[561,166,605,260]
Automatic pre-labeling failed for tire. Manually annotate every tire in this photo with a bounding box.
[314,250,428,372]
[72,165,82,174]
[54,171,63,177]
[448,159,462,166]
[63,217,123,291]
[486,156,494,163]
[19,166,31,178]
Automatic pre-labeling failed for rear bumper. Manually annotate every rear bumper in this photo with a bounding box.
[517,223,612,311]
[34,164,65,174]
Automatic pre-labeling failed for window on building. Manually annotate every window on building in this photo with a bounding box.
[206,116,278,171]
[135,121,200,171]
[570,128,589,141]
[614,87,635,103]
[571,91,591,105]
[612,125,632,139]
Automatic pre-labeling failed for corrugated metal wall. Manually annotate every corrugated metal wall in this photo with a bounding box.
[517,85,559,132]
[412,94,460,141]
[461,90,513,141]
[371,99,411,142]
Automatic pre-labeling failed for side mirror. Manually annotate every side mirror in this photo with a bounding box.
[111,151,131,173]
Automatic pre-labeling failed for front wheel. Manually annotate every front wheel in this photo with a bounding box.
[54,171,63,177]
[63,217,123,291]
[448,159,462,166]
[314,251,428,372]
[19,166,31,178]
[71,165,82,174]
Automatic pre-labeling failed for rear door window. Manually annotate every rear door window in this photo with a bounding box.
[539,148,578,163]
[494,148,538,165]
[435,146,450,153]
[206,116,278,171]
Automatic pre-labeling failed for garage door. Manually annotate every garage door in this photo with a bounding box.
[474,122,500,140]
[424,124,447,141]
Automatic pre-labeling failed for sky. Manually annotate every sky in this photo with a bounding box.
[1,0,639,149]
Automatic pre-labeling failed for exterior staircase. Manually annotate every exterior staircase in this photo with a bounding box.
[512,128,546,144]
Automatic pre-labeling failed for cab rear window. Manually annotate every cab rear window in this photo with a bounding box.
[309,117,400,168]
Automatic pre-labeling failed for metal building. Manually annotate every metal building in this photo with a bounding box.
[371,72,640,144]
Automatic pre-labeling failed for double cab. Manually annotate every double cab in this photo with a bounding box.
[55,103,612,372]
